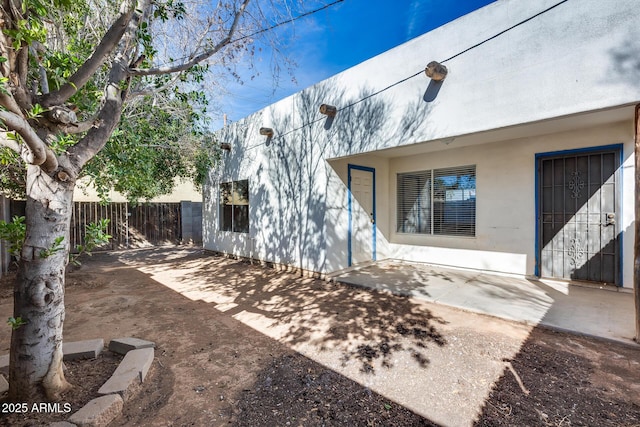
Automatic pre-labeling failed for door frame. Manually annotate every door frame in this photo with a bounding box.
[534,143,623,285]
[348,164,376,267]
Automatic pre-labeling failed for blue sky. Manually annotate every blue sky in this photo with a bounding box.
[214,0,496,128]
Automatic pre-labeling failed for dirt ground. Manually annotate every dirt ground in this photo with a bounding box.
[0,247,639,426]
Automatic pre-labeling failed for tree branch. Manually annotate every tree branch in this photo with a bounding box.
[0,110,59,172]
[16,40,28,90]
[66,0,151,173]
[30,43,49,94]
[0,10,28,114]
[67,77,124,173]
[128,72,182,98]
[11,36,32,110]
[0,34,10,80]
[0,110,48,164]
[38,0,137,108]
[55,116,99,135]
[129,0,251,76]
[0,92,23,116]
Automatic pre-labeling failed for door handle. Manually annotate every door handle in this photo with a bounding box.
[605,212,615,226]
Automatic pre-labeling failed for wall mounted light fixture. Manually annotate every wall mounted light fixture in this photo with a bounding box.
[319,104,337,117]
[259,127,274,137]
[425,61,448,81]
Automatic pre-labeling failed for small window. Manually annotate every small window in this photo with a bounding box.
[397,165,475,237]
[219,180,249,233]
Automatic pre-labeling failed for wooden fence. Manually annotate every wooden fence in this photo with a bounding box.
[70,202,182,250]
[1,199,202,274]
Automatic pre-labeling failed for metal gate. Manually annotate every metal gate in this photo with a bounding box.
[537,147,621,285]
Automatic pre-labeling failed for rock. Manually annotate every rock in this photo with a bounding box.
[67,394,123,427]
[0,374,8,394]
[63,339,104,361]
[108,337,155,355]
[0,354,8,375]
[98,347,154,401]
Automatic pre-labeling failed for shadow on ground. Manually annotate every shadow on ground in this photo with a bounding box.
[119,247,448,374]
[473,328,640,426]
[39,246,638,427]
[232,352,440,427]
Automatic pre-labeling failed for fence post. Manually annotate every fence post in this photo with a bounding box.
[181,201,192,244]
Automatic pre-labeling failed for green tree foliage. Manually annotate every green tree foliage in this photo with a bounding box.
[70,218,112,265]
[84,97,219,203]
[0,0,228,202]
[0,216,26,260]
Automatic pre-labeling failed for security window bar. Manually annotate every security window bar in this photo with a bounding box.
[219,180,249,233]
[397,165,476,237]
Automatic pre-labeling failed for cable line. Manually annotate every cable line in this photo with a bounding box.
[242,0,571,146]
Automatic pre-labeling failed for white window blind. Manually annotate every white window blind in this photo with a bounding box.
[433,166,476,236]
[397,171,431,234]
[397,165,476,237]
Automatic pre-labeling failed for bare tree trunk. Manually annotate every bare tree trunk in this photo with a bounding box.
[635,104,640,343]
[8,165,74,401]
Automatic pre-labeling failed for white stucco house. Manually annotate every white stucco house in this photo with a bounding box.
[204,0,640,290]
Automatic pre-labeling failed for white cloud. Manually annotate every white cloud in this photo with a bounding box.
[406,0,435,40]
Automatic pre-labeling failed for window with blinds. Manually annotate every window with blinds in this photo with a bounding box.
[397,171,432,233]
[397,165,476,237]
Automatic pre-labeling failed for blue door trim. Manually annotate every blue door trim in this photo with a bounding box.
[347,164,376,267]
[534,143,623,285]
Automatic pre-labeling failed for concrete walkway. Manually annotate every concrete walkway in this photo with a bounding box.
[330,259,637,345]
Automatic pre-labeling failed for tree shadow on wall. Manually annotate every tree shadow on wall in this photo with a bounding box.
[609,32,640,85]
[207,68,439,267]
[239,82,394,273]
[330,86,389,157]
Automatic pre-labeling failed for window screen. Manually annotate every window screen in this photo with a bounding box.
[397,165,476,237]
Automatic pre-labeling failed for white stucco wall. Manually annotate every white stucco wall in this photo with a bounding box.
[204,0,639,286]
[284,0,640,157]
[382,120,634,286]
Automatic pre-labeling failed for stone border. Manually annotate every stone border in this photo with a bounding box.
[0,354,9,395]
[0,337,155,427]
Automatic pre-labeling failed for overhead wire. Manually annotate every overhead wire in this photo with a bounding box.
[244,0,571,147]
[231,0,345,45]
[439,0,569,64]
[158,0,346,69]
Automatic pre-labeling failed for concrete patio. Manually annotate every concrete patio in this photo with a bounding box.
[329,259,637,345]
